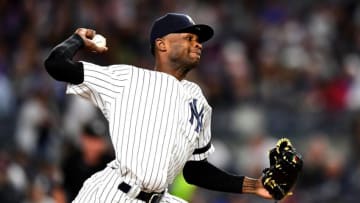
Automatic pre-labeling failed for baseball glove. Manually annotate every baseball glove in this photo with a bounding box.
[261,138,303,201]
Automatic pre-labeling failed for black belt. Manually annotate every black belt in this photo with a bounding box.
[118,182,164,203]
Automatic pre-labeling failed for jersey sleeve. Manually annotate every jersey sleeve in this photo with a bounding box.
[66,61,131,120]
[189,102,215,161]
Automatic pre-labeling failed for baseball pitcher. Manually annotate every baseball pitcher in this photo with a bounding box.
[44,13,302,203]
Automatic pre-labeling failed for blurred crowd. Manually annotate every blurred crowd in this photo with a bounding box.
[1,0,360,202]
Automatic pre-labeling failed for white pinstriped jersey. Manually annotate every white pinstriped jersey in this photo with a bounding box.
[66,62,214,196]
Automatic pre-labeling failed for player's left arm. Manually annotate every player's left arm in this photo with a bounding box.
[184,90,271,198]
[183,160,271,198]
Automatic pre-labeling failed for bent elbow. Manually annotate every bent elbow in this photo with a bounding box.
[44,56,54,75]
[44,55,62,81]
[183,161,198,185]
[43,53,84,84]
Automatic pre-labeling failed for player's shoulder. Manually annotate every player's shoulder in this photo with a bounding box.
[181,80,207,98]
[81,62,144,75]
[108,64,136,72]
[80,62,140,82]
[138,67,181,84]
[81,61,133,69]
[113,65,181,85]
[181,80,202,92]
[80,61,132,71]
[181,80,211,109]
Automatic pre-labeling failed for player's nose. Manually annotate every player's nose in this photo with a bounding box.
[195,41,202,50]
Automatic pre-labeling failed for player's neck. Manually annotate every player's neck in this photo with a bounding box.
[154,61,190,81]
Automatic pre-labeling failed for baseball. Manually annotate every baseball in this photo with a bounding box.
[92,34,106,47]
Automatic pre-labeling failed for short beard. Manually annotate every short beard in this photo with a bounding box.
[175,59,199,77]
[171,52,199,69]
[168,46,200,77]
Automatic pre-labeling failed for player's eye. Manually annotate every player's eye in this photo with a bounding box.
[185,35,193,41]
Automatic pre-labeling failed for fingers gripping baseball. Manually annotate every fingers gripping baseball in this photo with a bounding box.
[75,28,108,53]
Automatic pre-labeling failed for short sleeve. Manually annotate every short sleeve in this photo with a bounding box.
[189,106,215,161]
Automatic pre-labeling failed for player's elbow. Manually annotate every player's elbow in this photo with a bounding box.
[44,53,84,84]
[183,162,193,184]
[44,55,60,80]
[183,161,201,185]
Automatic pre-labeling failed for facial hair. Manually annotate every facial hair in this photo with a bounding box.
[169,47,200,75]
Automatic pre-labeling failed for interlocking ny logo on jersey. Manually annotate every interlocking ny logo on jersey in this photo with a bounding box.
[189,99,204,133]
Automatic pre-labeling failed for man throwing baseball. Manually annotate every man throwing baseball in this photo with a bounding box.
[44,13,273,203]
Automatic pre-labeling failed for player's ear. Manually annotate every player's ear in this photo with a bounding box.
[155,38,166,52]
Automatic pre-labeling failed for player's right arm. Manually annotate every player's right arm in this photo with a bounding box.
[44,28,107,84]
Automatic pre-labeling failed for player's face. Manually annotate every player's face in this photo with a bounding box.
[164,33,203,66]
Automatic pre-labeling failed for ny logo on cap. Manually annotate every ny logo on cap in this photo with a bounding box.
[189,99,204,133]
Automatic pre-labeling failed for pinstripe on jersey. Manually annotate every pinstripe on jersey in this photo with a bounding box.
[67,61,214,202]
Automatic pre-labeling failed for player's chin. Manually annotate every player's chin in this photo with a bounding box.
[190,58,200,67]
[188,56,201,66]
[184,59,199,71]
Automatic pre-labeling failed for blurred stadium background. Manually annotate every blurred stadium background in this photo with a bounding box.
[1,0,360,202]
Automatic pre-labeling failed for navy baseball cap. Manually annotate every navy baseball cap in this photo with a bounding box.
[150,13,214,54]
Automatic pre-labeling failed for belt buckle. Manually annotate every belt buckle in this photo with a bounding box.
[149,193,162,203]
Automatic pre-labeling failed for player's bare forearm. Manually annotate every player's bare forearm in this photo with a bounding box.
[242,177,272,199]
[242,177,258,193]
